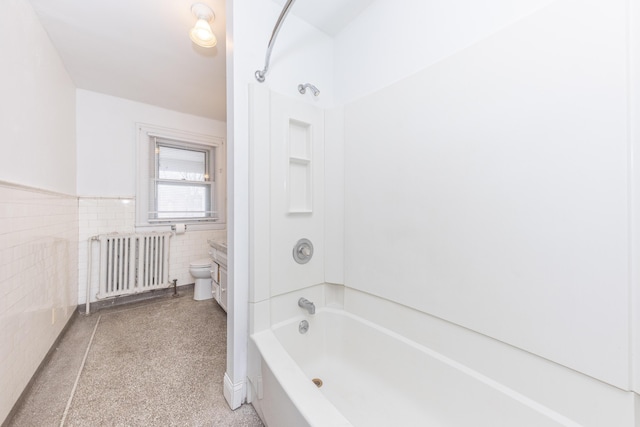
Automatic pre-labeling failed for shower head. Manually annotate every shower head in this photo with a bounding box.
[298,83,320,97]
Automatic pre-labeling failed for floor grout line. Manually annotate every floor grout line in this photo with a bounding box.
[59,315,101,427]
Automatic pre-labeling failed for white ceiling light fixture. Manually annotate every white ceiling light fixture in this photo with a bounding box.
[190,3,217,48]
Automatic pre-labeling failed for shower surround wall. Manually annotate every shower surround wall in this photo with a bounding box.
[227,0,336,408]
[0,0,77,422]
[336,0,640,420]
[240,0,640,423]
[75,90,228,305]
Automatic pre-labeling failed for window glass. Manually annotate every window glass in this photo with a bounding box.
[156,183,209,219]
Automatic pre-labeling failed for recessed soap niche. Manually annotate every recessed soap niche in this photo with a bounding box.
[288,119,312,213]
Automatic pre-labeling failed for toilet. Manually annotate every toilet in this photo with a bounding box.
[189,258,213,301]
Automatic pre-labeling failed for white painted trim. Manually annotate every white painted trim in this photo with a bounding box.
[629,0,640,394]
[223,372,245,410]
[248,84,271,305]
[0,179,77,199]
[225,10,250,412]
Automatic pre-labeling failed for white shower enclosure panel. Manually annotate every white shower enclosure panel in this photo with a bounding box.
[268,89,325,297]
[287,119,313,213]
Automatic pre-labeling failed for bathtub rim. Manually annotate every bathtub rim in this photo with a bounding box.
[255,307,583,427]
[251,326,353,427]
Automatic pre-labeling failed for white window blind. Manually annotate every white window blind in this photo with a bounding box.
[158,146,206,181]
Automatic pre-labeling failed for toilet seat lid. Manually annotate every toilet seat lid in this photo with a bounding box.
[190,258,211,268]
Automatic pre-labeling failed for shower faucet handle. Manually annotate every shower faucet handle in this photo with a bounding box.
[293,238,313,264]
[299,245,311,257]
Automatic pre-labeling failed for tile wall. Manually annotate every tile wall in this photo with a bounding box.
[78,198,225,305]
[0,182,78,421]
[0,190,225,420]
[170,227,226,286]
[77,198,135,305]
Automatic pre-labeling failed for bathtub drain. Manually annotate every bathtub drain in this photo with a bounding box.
[312,378,323,388]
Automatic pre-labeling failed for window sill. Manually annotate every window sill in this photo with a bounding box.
[135,222,226,233]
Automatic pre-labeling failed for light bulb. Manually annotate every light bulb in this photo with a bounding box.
[190,18,216,48]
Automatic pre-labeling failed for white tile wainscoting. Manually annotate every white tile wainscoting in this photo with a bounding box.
[0,182,79,422]
[77,197,226,306]
[0,189,226,423]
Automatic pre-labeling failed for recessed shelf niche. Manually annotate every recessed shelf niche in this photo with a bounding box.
[288,119,312,213]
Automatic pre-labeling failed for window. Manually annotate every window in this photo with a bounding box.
[136,124,225,229]
[154,141,213,220]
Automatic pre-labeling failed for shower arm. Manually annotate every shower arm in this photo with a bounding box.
[255,0,297,83]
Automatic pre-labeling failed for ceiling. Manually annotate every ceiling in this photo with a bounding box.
[273,0,376,36]
[28,0,227,121]
[28,0,375,122]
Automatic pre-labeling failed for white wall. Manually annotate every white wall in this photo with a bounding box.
[75,90,228,305]
[323,107,344,285]
[254,89,326,300]
[0,184,78,425]
[0,0,78,422]
[630,0,640,394]
[0,0,76,194]
[77,197,226,305]
[268,92,325,297]
[230,0,334,303]
[339,0,632,392]
[335,0,555,104]
[229,0,335,409]
[76,89,226,197]
[239,0,639,421]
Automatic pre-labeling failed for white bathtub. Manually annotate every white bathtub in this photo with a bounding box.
[251,308,581,427]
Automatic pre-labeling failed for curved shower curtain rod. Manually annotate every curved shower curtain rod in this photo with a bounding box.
[255,0,297,83]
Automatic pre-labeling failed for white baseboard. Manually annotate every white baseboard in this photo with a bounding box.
[223,372,245,410]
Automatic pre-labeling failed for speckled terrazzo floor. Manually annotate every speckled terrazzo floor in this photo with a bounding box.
[8,290,264,427]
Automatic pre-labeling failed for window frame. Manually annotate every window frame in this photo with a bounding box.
[136,123,225,231]
[152,139,213,221]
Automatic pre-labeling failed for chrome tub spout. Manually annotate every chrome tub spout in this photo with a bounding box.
[298,297,315,315]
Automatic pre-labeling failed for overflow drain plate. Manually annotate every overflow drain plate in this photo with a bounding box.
[311,378,323,388]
